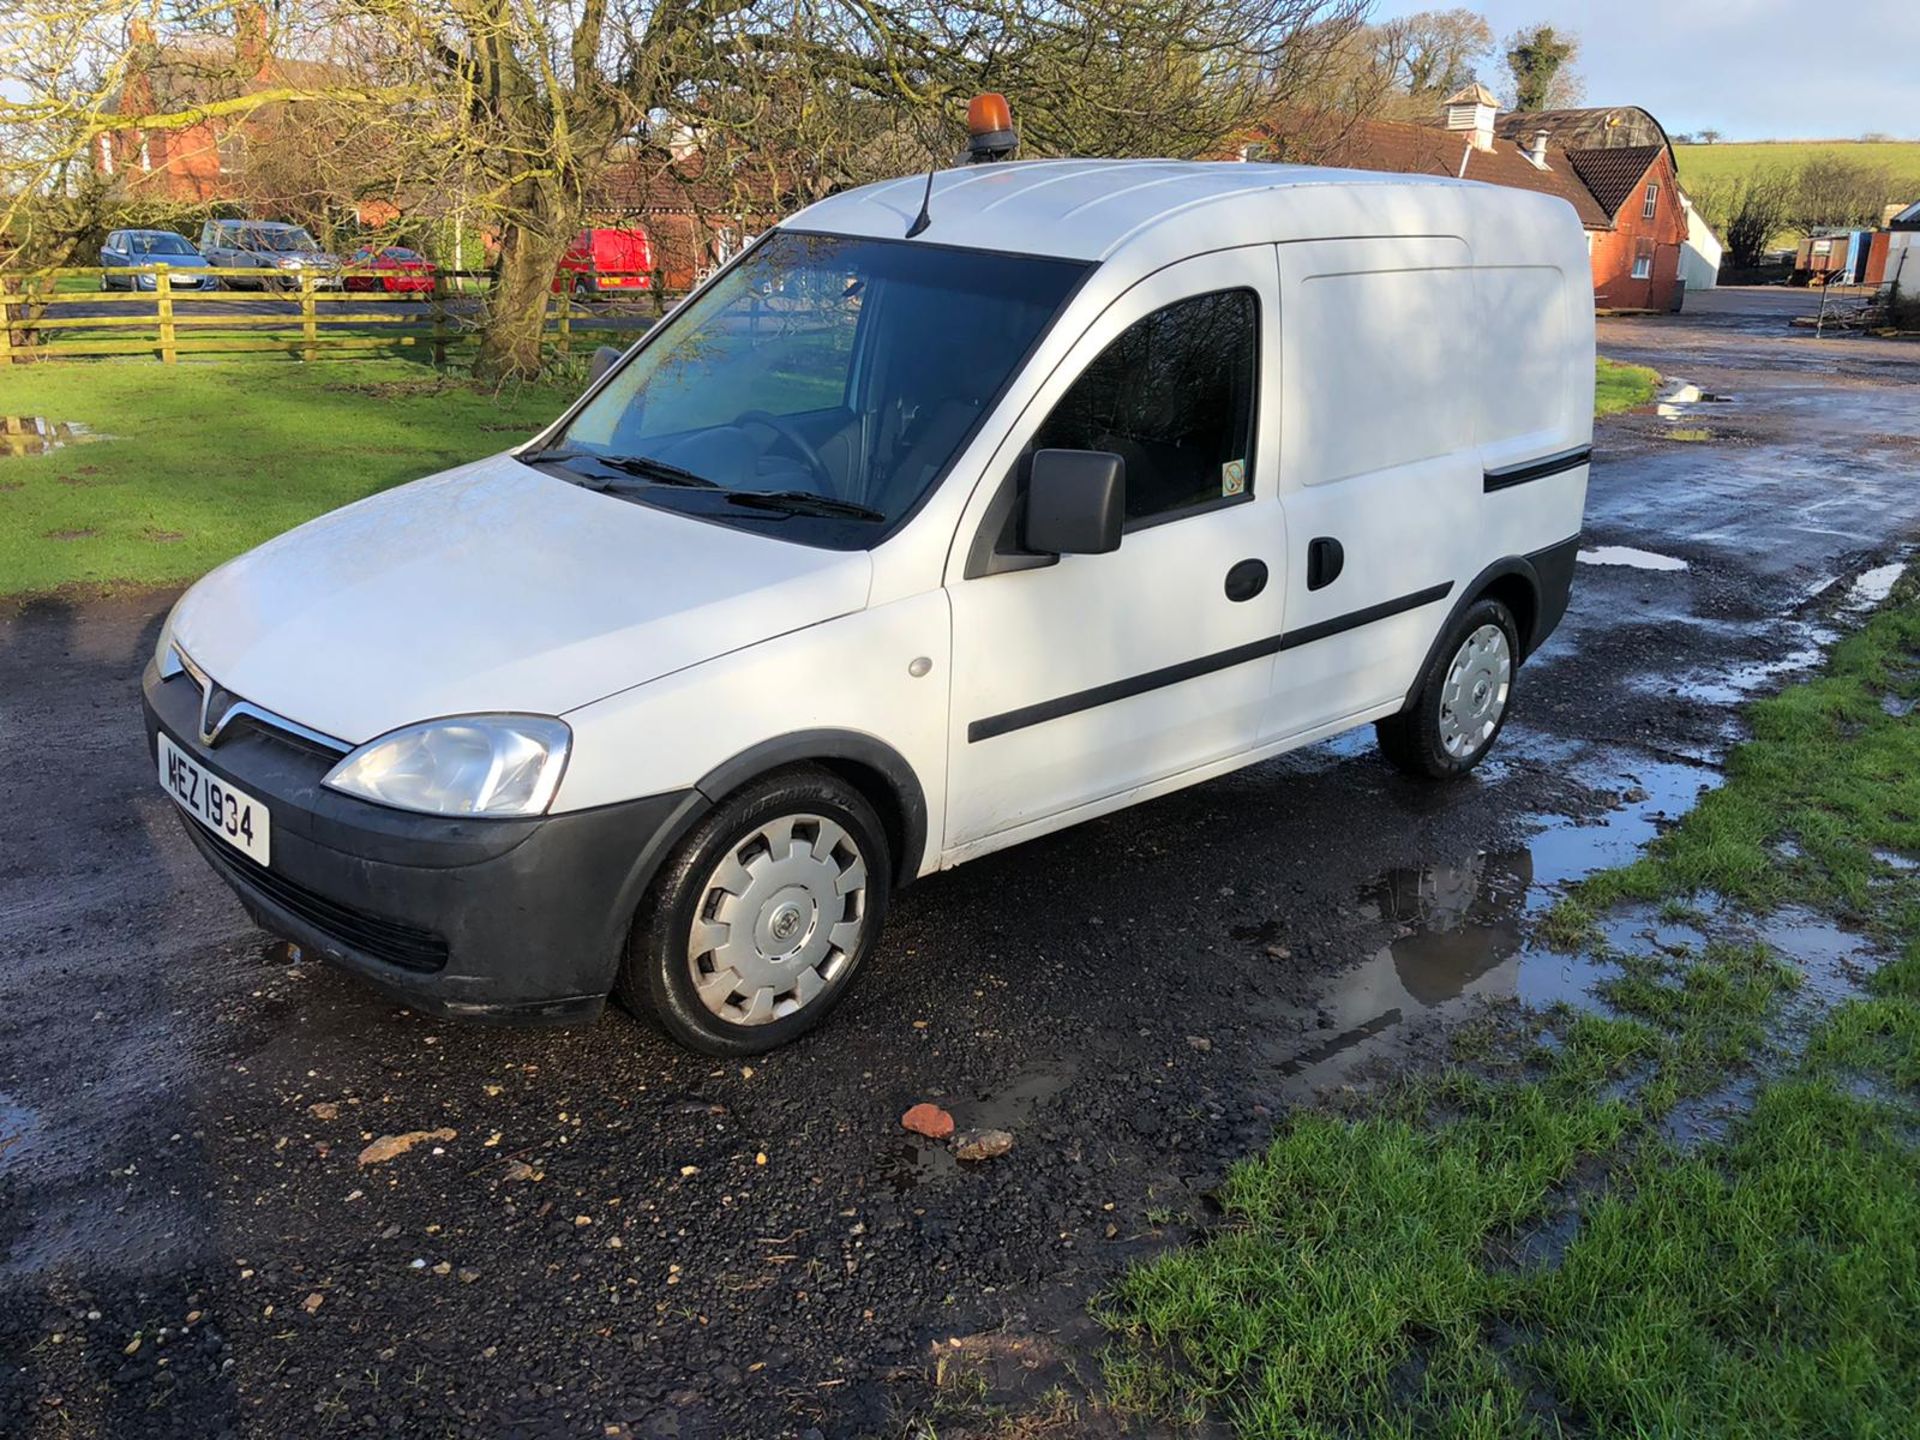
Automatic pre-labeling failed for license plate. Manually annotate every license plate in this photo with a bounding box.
[158,732,270,866]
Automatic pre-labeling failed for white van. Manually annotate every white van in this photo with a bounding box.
[145,155,1594,1054]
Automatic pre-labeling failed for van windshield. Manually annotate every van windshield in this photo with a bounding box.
[533,230,1087,546]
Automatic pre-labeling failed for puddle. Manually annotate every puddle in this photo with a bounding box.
[1666,556,1908,706]
[1264,757,1719,1084]
[887,1062,1080,1192]
[1670,643,1828,705]
[1753,906,1876,1003]
[1659,1074,1760,1145]
[0,1095,40,1176]
[1577,546,1689,572]
[1841,561,1906,613]
[1655,380,1736,418]
[0,416,105,457]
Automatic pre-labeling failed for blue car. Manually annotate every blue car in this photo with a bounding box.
[100,230,219,290]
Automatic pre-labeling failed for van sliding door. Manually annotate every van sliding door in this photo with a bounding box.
[1262,236,1478,743]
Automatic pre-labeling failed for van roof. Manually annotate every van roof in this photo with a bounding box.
[785,158,1574,262]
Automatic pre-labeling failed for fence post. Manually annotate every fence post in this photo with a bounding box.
[156,269,176,364]
[556,287,572,358]
[431,273,448,367]
[301,271,317,361]
[0,285,11,367]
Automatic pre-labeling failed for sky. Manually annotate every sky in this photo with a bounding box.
[1371,0,1920,140]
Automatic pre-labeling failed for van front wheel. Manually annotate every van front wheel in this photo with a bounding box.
[616,767,890,1055]
[1376,598,1518,780]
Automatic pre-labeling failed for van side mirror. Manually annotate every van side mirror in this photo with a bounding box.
[587,345,622,385]
[1023,449,1125,556]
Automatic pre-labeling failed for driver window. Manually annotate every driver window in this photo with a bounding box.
[1034,288,1258,526]
[627,270,862,439]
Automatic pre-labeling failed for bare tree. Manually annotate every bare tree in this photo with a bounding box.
[1693,172,1795,269]
[1373,8,1492,101]
[1696,127,1721,144]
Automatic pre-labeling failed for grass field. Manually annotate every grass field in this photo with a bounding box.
[1677,141,1920,251]
[1595,356,1658,416]
[0,360,575,596]
[1676,140,1920,197]
[1100,567,1920,1437]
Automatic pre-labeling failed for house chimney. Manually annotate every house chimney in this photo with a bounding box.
[1442,83,1499,153]
[235,2,270,73]
[1528,131,1550,168]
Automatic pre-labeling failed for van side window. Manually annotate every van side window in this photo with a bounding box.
[1033,289,1257,525]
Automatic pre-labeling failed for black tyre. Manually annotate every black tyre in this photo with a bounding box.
[615,766,890,1055]
[1375,597,1519,780]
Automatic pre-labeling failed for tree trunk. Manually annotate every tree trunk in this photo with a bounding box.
[474,190,575,381]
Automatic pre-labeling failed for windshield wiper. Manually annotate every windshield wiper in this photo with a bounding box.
[722,490,886,522]
[523,449,719,490]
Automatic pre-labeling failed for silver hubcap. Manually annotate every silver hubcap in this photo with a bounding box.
[1438,624,1512,759]
[687,813,868,1026]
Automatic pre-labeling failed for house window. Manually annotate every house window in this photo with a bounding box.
[97,134,114,176]
[138,132,151,172]
[1033,289,1259,525]
[1642,182,1658,220]
[1240,142,1269,163]
[218,130,246,175]
[1632,239,1655,280]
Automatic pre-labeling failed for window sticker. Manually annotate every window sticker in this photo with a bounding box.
[1221,458,1247,497]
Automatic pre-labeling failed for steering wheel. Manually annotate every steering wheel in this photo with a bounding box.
[734,409,835,496]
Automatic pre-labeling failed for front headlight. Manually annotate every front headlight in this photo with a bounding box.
[153,603,184,679]
[278,256,303,269]
[322,715,571,818]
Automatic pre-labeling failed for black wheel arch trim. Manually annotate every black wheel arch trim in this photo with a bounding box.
[1396,538,1580,712]
[691,729,930,889]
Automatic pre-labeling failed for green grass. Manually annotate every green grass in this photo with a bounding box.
[0,360,575,596]
[1100,567,1920,1438]
[1676,140,1920,196]
[1595,356,1658,417]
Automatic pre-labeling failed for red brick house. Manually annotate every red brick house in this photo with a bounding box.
[100,5,343,207]
[588,151,786,293]
[1242,88,1690,312]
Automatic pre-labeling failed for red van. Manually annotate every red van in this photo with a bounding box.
[555,227,655,297]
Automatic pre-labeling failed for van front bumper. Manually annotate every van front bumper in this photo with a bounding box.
[143,663,700,1023]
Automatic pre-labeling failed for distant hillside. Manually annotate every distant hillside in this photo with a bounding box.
[1676,141,1920,206]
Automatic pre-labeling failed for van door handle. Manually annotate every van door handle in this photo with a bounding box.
[1224,558,1268,602]
[1307,537,1345,591]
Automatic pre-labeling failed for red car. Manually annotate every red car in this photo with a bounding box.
[343,246,436,293]
[555,227,654,297]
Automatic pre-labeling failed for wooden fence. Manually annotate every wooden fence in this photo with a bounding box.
[0,265,666,364]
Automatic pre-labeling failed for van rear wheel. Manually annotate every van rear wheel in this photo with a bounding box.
[1376,598,1518,780]
[616,767,890,1055]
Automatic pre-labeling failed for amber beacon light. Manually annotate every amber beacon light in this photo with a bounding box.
[966,93,1018,163]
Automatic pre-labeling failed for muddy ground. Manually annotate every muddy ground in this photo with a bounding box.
[2,288,1917,1439]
